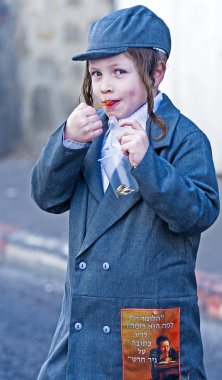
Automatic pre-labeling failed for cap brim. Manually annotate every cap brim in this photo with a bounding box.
[72,47,128,61]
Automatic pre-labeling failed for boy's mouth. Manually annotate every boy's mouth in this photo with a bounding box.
[95,100,120,110]
[104,100,119,108]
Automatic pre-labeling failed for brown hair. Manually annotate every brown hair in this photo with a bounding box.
[81,47,167,139]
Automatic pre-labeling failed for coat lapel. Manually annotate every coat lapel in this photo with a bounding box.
[82,112,108,202]
[77,184,142,257]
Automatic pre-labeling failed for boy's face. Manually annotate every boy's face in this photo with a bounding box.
[159,340,170,355]
[89,53,147,120]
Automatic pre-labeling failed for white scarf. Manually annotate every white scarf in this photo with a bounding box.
[101,92,163,192]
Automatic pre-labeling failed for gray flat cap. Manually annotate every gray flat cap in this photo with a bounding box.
[72,5,171,61]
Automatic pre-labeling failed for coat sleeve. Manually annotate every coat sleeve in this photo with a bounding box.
[132,130,220,235]
[31,124,90,214]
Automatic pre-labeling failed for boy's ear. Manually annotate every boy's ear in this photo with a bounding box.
[153,61,166,88]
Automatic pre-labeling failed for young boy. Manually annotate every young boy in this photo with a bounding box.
[32,5,219,380]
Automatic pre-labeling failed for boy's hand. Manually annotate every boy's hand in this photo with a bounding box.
[65,103,103,143]
[118,119,149,167]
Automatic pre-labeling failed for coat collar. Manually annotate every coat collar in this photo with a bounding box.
[149,93,181,149]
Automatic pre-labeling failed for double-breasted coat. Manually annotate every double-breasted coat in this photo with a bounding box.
[31,94,219,380]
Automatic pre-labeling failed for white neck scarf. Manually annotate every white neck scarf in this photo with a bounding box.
[101,92,163,192]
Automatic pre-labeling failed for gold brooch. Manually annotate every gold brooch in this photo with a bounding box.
[116,185,136,196]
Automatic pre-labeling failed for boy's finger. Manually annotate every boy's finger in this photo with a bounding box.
[91,120,103,130]
[87,114,101,123]
[82,106,96,117]
[121,141,136,155]
[119,118,143,130]
[119,134,135,145]
[77,102,89,110]
[116,128,137,143]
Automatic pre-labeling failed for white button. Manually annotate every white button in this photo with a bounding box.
[79,262,86,270]
[75,322,82,331]
[102,262,110,270]
[103,326,111,334]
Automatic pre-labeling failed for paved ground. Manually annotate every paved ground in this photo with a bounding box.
[0,259,64,380]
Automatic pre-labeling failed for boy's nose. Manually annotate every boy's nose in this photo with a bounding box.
[100,78,113,94]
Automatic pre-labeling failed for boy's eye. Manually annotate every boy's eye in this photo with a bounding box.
[115,69,126,75]
[91,71,102,77]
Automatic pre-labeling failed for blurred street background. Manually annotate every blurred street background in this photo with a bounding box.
[0,0,221,379]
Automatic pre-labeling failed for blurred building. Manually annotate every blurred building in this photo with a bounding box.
[0,0,113,155]
[0,1,22,154]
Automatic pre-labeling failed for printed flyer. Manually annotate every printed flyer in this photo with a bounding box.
[121,308,180,380]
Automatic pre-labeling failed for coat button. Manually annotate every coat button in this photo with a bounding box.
[102,262,110,270]
[103,326,111,334]
[74,322,82,331]
[79,262,87,270]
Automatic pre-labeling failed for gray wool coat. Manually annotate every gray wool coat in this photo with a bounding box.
[31,94,219,380]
